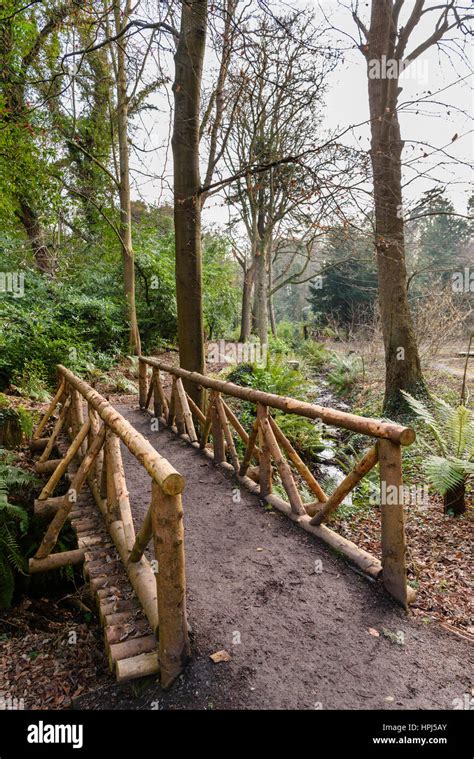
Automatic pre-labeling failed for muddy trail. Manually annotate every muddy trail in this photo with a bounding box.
[75,403,472,711]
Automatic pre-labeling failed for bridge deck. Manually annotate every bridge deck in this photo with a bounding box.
[100,401,472,710]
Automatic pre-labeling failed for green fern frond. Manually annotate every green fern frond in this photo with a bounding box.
[0,526,26,574]
[401,391,447,456]
[0,552,15,608]
[424,456,465,496]
[0,501,29,532]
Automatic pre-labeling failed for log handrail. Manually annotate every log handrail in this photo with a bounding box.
[139,356,416,611]
[57,365,184,495]
[30,365,190,688]
[138,358,415,446]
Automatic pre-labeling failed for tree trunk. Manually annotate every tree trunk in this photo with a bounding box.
[17,200,55,275]
[114,3,141,356]
[172,0,208,409]
[367,0,426,416]
[255,238,268,346]
[239,263,255,343]
[443,480,465,516]
[268,248,276,336]
[254,199,268,346]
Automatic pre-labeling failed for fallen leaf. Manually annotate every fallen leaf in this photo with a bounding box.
[210,650,231,663]
[368,628,380,637]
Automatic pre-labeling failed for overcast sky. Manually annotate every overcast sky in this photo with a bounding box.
[129,0,473,226]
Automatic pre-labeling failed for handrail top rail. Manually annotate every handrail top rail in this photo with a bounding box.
[140,356,416,446]
[57,365,184,495]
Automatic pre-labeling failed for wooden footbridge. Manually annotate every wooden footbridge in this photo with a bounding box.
[30,359,417,688]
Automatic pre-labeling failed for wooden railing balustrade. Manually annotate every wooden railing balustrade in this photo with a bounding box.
[30,365,189,687]
[138,357,417,609]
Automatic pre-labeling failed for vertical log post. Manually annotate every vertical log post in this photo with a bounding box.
[145,376,154,410]
[107,431,136,551]
[151,481,191,689]
[173,379,186,435]
[89,407,103,485]
[210,391,225,464]
[153,369,169,420]
[377,439,408,609]
[199,402,213,449]
[257,404,272,496]
[151,368,160,419]
[138,359,148,409]
[175,378,197,442]
[71,389,86,457]
[167,380,176,427]
[105,430,122,524]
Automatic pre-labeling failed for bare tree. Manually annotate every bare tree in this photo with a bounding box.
[221,9,335,345]
[353,0,472,414]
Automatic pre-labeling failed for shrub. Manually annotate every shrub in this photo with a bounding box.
[300,340,330,374]
[327,353,363,395]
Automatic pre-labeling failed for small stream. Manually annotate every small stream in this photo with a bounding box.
[306,378,354,505]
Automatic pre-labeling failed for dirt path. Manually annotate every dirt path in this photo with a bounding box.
[77,403,473,711]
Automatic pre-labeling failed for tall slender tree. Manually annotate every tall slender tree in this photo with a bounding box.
[111,0,141,355]
[172,0,208,407]
[353,0,472,414]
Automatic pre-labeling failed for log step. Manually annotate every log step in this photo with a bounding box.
[104,610,146,627]
[35,458,64,475]
[29,548,85,574]
[115,651,159,683]
[104,619,150,645]
[107,634,157,667]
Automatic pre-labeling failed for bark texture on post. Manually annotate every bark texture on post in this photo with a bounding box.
[151,482,191,689]
[257,404,272,496]
[210,391,225,464]
[377,439,408,609]
[172,0,208,409]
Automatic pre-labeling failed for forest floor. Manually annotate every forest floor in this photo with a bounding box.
[73,403,473,710]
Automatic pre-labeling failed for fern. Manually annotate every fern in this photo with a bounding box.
[0,551,15,608]
[401,391,474,498]
[0,453,30,608]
